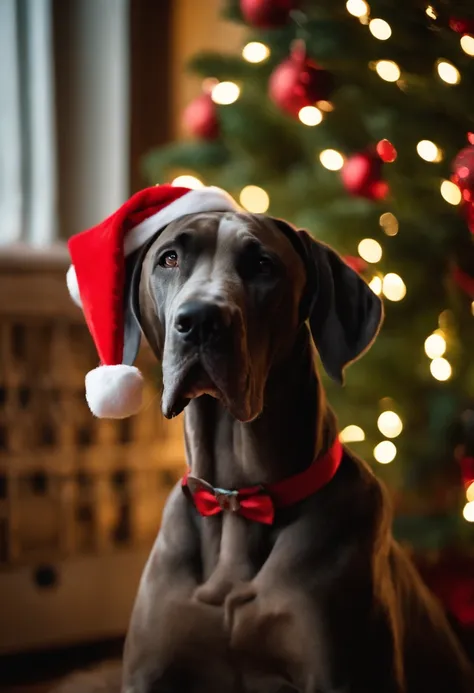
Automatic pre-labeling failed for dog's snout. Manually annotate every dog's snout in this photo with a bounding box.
[175,300,231,345]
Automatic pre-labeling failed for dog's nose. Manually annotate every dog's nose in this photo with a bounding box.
[175,300,230,345]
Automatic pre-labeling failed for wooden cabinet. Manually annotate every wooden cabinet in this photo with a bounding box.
[0,246,185,653]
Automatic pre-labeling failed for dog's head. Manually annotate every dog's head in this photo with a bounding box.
[124,212,382,422]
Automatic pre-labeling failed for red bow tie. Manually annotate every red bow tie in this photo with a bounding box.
[182,476,275,524]
[182,438,343,525]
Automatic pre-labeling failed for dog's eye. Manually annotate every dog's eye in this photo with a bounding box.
[238,246,277,281]
[159,251,179,268]
[257,257,274,274]
[248,255,274,277]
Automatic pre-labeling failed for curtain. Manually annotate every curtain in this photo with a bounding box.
[0,0,130,246]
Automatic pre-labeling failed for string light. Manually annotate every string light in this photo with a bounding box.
[471,300,474,316]
[239,185,270,213]
[298,106,323,126]
[211,81,240,105]
[171,175,204,189]
[339,425,365,443]
[374,440,397,464]
[382,273,406,301]
[358,238,382,263]
[369,275,383,295]
[346,0,369,18]
[377,411,403,438]
[379,212,399,236]
[430,357,452,381]
[375,60,401,82]
[460,35,474,56]
[436,60,461,85]
[317,100,334,112]
[426,5,437,20]
[462,501,474,522]
[369,18,392,40]
[242,42,270,63]
[416,140,442,162]
[439,309,454,329]
[440,180,462,205]
[466,482,474,502]
[424,333,446,359]
[319,149,345,170]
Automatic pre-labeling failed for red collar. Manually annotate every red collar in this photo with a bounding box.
[181,437,343,525]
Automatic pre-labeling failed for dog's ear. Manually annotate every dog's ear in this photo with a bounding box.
[122,241,155,367]
[297,229,383,383]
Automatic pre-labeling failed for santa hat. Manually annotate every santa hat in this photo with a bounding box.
[67,184,241,419]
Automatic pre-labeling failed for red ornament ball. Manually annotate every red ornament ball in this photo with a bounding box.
[341,152,388,200]
[449,17,474,35]
[269,44,334,117]
[452,145,474,197]
[376,139,397,163]
[466,201,474,234]
[240,0,299,28]
[460,454,474,492]
[452,265,474,298]
[343,256,368,274]
[182,93,220,140]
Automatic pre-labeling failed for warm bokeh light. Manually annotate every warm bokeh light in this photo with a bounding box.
[460,35,474,56]
[463,501,474,522]
[438,309,454,329]
[339,425,365,443]
[436,60,461,85]
[382,273,406,301]
[379,212,399,236]
[416,140,442,162]
[298,106,323,126]
[239,185,270,213]
[377,411,403,438]
[317,100,334,112]
[171,175,204,189]
[242,42,270,63]
[346,0,369,18]
[425,5,437,19]
[430,357,452,381]
[319,149,345,170]
[375,60,401,82]
[471,300,474,316]
[369,18,392,40]
[466,481,474,503]
[211,81,240,105]
[358,238,382,263]
[374,440,397,464]
[440,180,462,205]
[424,333,446,359]
[368,275,383,295]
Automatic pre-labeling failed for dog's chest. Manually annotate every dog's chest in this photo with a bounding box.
[194,510,272,601]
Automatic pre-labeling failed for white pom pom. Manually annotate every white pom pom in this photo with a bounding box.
[66,265,82,307]
[85,365,144,419]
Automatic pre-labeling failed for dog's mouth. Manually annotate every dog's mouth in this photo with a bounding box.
[162,359,227,419]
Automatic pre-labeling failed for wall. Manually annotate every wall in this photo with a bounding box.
[170,0,244,138]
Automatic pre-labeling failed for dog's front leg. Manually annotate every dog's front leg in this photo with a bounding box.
[122,484,233,693]
[225,516,404,693]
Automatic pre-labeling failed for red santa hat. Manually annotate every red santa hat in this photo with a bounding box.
[67,184,241,419]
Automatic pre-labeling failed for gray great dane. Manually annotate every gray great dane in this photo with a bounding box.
[77,212,474,692]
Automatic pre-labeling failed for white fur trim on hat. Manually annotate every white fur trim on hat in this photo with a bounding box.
[85,364,144,419]
[66,265,82,307]
[123,186,242,255]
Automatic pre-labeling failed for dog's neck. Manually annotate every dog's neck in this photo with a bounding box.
[183,326,337,489]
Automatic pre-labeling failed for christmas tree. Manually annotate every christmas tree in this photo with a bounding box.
[143,0,474,555]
